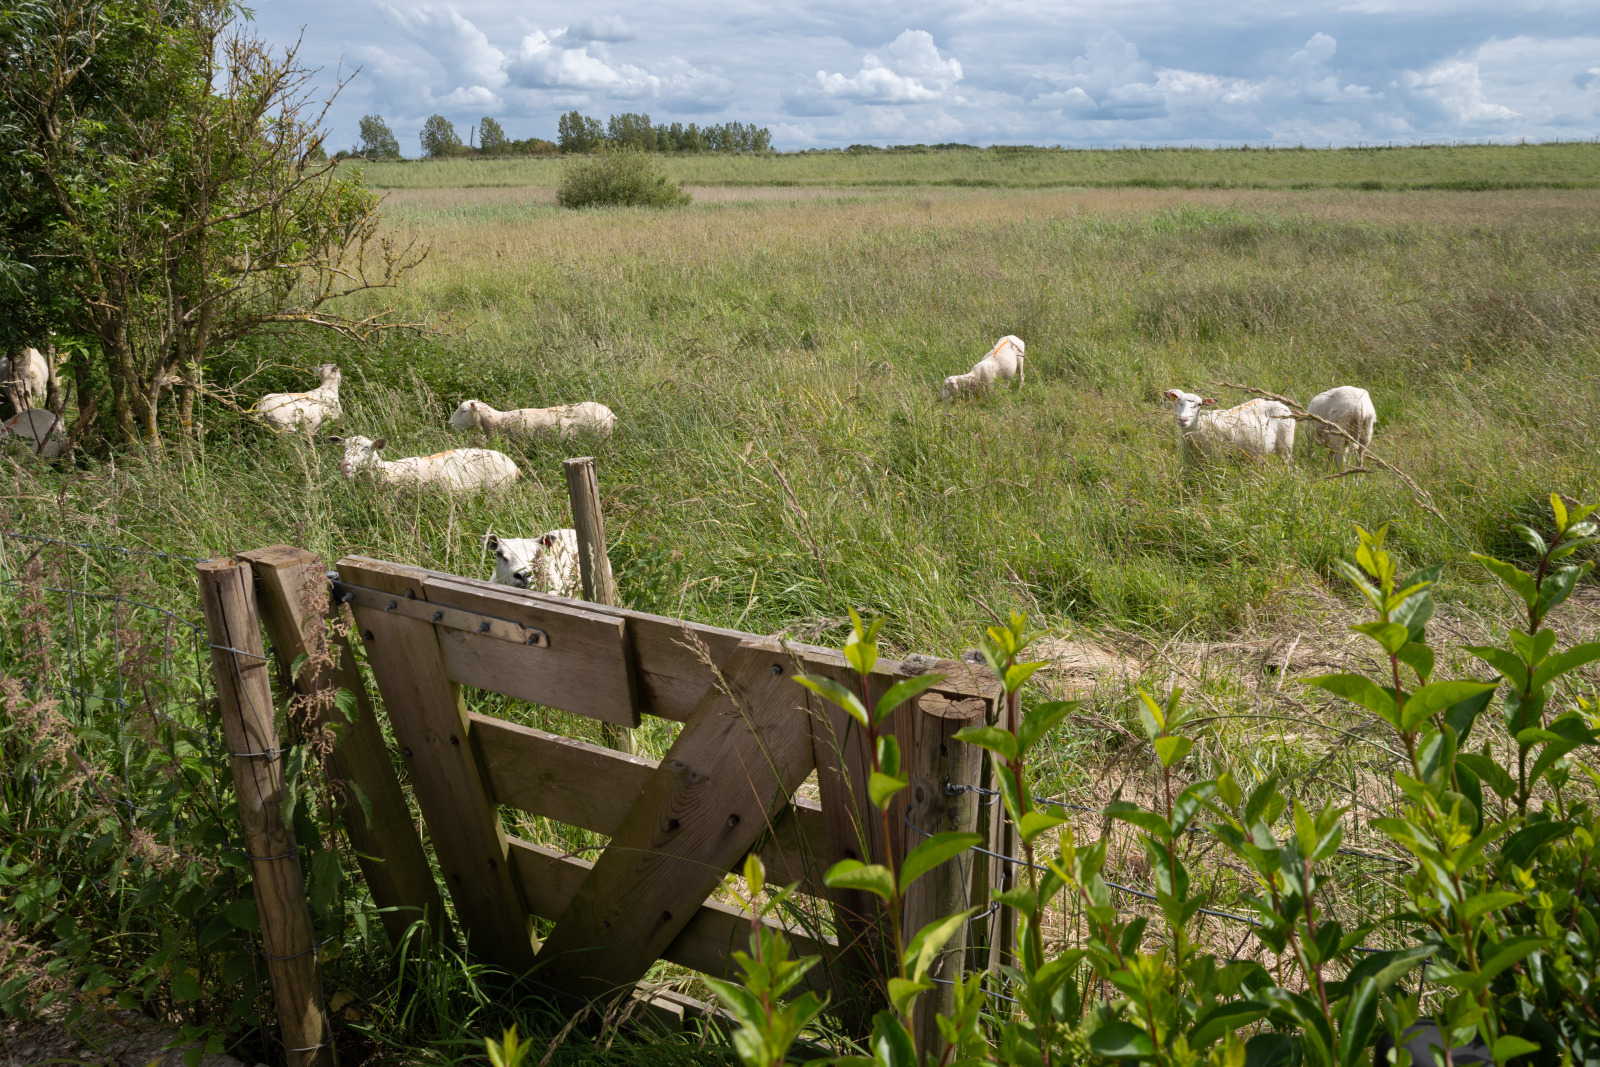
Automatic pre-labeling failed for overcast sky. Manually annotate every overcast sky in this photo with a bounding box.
[247,0,1600,153]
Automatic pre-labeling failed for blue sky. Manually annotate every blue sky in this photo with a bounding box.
[247,0,1600,152]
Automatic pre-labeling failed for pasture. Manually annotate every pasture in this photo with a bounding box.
[7,146,1600,1062]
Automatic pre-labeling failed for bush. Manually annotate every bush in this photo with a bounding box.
[555,148,690,209]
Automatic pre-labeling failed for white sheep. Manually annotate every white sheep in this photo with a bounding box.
[1,408,64,458]
[0,348,50,409]
[257,364,342,433]
[329,435,520,490]
[484,530,581,595]
[939,335,1025,400]
[1306,386,1376,470]
[1164,389,1295,462]
[449,399,616,440]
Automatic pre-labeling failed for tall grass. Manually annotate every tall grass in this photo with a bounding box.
[351,141,1600,191]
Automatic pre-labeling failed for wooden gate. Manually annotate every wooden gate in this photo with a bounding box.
[238,545,998,1042]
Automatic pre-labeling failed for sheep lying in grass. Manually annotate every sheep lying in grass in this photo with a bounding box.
[0,348,50,409]
[257,364,342,432]
[1,408,63,458]
[1164,389,1295,462]
[1306,386,1376,469]
[329,435,520,490]
[485,530,580,595]
[449,400,616,440]
[939,335,1026,400]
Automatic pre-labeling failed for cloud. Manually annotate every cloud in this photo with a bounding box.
[1032,32,1166,120]
[794,30,962,108]
[384,6,506,90]
[1404,58,1518,124]
[562,16,637,44]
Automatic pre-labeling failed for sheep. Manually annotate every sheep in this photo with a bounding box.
[1163,389,1295,463]
[257,364,342,433]
[1305,386,1376,469]
[1,408,64,458]
[484,530,581,595]
[0,348,50,409]
[328,435,520,490]
[938,335,1025,400]
[449,399,616,440]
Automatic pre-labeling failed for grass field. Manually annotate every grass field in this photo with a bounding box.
[352,140,1600,191]
[7,146,1600,1062]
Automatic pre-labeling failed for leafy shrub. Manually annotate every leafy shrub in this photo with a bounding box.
[711,495,1600,1067]
[555,147,690,209]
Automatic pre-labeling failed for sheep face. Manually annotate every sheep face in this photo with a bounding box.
[939,376,961,400]
[1164,389,1218,429]
[330,435,386,476]
[486,531,572,590]
[448,401,483,430]
[315,363,341,384]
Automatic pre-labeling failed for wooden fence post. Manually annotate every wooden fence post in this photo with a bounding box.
[197,559,334,1067]
[563,456,635,755]
[901,688,986,1059]
[240,546,452,952]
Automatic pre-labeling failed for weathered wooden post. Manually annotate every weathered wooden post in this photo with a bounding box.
[240,545,452,952]
[563,456,635,755]
[197,559,335,1067]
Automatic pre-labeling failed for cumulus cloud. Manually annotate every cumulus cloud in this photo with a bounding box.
[1032,33,1167,119]
[1404,59,1518,124]
[562,16,637,43]
[792,30,962,109]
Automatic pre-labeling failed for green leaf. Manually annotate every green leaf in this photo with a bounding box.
[1191,1001,1270,1048]
[1337,978,1378,1067]
[1333,558,1384,612]
[743,854,765,900]
[823,860,895,901]
[1472,553,1539,610]
[899,833,981,891]
[1017,808,1067,844]
[1531,641,1600,691]
[223,898,259,932]
[1107,802,1173,841]
[1550,492,1568,533]
[904,908,977,983]
[1304,674,1399,728]
[169,969,202,1002]
[1003,661,1046,694]
[1464,645,1527,690]
[1352,622,1410,654]
[951,725,1017,764]
[1016,700,1078,757]
[1479,936,1548,980]
[1500,822,1573,869]
[1457,891,1523,923]
[1402,681,1499,731]
[1443,688,1496,747]
[1396,642,1435,685]
[794,674,869,727]
[1492,1036,1541,1064]
[1458,752,1515,799]
[877,735,901,778]
[1539,563,1593,615]
[887,976,931,1019]
[873,673,946,724]
[1153,735,1194,768]
[868,1010,918,1067]
[1089,1022,1156,1060]
[868,771,908,811]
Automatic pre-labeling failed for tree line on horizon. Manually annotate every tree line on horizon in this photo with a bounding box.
[336,111,773,161]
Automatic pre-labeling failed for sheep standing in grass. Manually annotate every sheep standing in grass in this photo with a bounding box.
[257,364,342,432]
[939,335,1026,400]
[0,348,50,409]
[449,400,616,440]
[484,531,580,595]
[329,435,520,490]
[1164,389,1295,462]
[1306,386,1376,469]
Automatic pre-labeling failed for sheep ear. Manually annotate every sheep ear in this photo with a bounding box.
[485,534,500,551]
[325,435,342,443]
[1163,390,1179,401]
[541,535,555,547]
[1202,397,1218,407]
[373,438,387,450]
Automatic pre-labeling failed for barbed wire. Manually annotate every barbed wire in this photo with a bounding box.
[0,529,210,563]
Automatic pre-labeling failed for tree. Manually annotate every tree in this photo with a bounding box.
[420,114,463,158]
[0,0,426,446]
[357,114,401,158]
[606,112,655,151]
[479,116,508,155]
[557,111,604,153]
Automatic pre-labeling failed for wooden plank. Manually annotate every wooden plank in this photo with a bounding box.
[197,559,333,1067]
[423,575,640,728]
[242,546,452,952]
[563,455,635,754]
[471,712,829,895]
[507,837,834,994]
[336,556,535,972]
[535,639,819,1001]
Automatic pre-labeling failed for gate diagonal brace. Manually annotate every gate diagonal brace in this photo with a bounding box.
[330,578,550,648]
